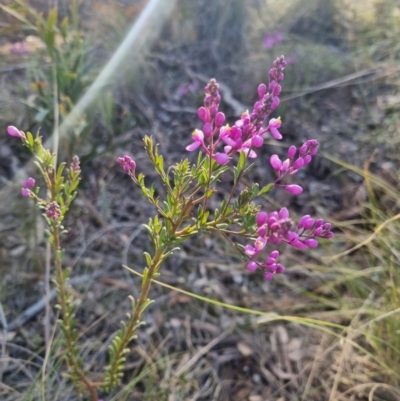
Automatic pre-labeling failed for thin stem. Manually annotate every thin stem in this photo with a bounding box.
[52,225,99,401]
[103,246,165,387]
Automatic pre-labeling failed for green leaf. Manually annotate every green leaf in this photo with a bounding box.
[238,151,246,171]
[56,162,66,182]
[144,252,152,267]
[47,7,58,30]
[258,183,274,196]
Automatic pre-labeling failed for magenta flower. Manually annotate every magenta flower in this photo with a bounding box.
[282,184,303,195]
[117,155,136,175]
[186,129,205,151]
[21,177,35,197]
[21,188,30,197]
[186,56,287,163]
[244,208,333,279]
[266,118,282,140]
[270,139,319,194]
[7,126,26,140]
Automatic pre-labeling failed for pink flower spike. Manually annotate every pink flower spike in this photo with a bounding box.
[256,211,268,227]
[247,261,258,272]
[7,126,26,139]
[213,153,230,165]
[284,185,303,195]
[21,188,30,197]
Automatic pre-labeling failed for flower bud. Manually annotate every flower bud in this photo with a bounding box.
[203,123,212,138]
[215,112,225,127]
[270,154,282,171]
[256,211,268,227]
[288,146,297,159]
[292,158,304,170]
[258,83,267,98]
[21,188,30,197]
[247,261,258,272]
[213,153,230,165]
[7,126,26,139]
[284,185,303,195]
[251,135,263,148]
[271,96,280,110]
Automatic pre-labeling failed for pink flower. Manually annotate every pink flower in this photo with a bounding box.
[7,126,26,140]
[21,177,35,197]
[21,188,30,197]
[283,184,303,195]
[186,129,204,151]
[266,118,282,140]
[117,155,136,175]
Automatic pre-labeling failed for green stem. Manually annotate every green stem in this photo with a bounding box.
[52,225,99,401]
[103,246,165,387]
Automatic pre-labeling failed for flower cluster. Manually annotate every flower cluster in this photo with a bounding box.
[271,139,319,195]
[116,155,136,175]
[186,56,287,165]
[245,208,333,280]
[46,201,61,220]
[21,177,35,197]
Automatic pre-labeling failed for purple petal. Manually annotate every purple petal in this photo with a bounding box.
[245,245,256,256]
[284,185,303,195]
[186,142,201,151]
